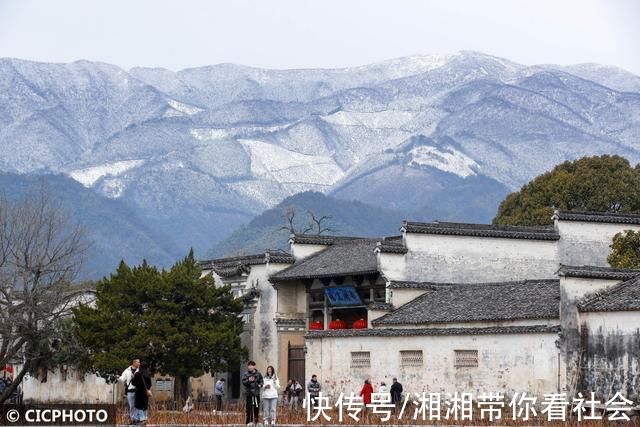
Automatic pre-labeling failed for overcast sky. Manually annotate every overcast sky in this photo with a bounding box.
[1,0,639,73]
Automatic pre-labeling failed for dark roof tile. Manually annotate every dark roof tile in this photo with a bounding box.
[199,250,294,277]
[306,325,561,339]
[272,238,380,281]
[290,234,362,245]
[557,264,640,281]
[401,221,559,240]
[368,302,393,311]
[578,276,640,312]
[373,279,560,325]
[553,210,640,225]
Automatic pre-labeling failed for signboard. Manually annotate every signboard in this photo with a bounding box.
[325,286,362,306]
[155,379,173,392]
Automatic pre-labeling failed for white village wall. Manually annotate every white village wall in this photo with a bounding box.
[378,253,406,284]
[243,262,293,371]
[556,220,640,266]
[578,311,640,402]
[21,371,116,404]
[386,234,558,283]
[291,243,327,260]
[387,288,428,308]
[305,332,560,399]
[558,276,623,390]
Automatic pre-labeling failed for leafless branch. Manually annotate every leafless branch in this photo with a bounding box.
[0,187,88,404]
[306,211,336,235]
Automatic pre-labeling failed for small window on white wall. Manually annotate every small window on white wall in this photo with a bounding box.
[351,351,371,368]
[454,350,478,367]
[400,350,423,366]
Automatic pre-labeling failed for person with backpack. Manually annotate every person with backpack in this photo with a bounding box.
[131,362,152,424]
[261,366,280,426]
[119,358,140,424]
[242,361,263,426]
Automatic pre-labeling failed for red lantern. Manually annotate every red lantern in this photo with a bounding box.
[329,318,347,330]
[309,320,323,330]
[353,318,367,329]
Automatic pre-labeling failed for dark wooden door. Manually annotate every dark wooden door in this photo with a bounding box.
[287,342,305,385]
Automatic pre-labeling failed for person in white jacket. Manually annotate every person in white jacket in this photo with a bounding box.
[118,358,140,423]
[261,366,281,426]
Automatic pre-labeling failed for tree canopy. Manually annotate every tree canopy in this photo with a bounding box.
[73,250,246,401]
[608,230,640,269]
[493,155,640,226]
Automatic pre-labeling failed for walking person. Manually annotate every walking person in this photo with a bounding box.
[119,358,140,424]
[359,379,373,405]
[378,381,387,394]
[261,366,280,426]
[390,377,403,413]
[360,379,374,420]
[214,378,225,412]
[307,374,321,407]
[242,361,263,427]
[285,380,293,406]
[287,379,302,409]
[131,362,152,424]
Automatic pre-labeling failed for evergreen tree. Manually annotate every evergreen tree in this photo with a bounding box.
[493,155,640,226]
[73,251,246,402]
[608,230,640,268]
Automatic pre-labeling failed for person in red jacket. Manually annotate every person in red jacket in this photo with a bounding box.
[359,379,374,405]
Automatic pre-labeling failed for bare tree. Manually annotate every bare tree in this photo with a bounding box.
[304,211,336,235]
[277,207,337,236]
[278,207,298,234]
[0,190,88,404]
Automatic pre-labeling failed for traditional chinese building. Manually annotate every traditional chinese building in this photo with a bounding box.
[201,209,640,404]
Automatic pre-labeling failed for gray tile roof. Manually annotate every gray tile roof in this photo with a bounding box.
[373,279,560,325]
[368,302,393,311]
[271,238,380,281]
[388,280,441,289]
[199,250,295,277]
[290,234,362,245]
[375,240,408,254]
[401,221,560,240]
[557,264,640,281]
[306,325,561,339]
[553,209,640,225]
[578,275,640,312]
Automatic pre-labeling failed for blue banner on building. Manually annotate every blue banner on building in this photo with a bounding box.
[325,286,362,306]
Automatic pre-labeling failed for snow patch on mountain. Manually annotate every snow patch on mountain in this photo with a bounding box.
[68,160,145,187]
[164,99,204,117]
[190,124,290,141]
[322,110,416,129]
[408,146,478,178]
[239,139,345,186]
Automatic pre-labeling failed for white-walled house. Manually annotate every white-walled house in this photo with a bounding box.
[263,210,640,404]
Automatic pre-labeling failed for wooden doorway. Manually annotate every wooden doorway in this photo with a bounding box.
[287,342,305,385]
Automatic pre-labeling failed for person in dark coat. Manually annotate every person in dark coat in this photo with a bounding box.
[306,374,321,406]
[241,360,263,426]
[390,377,403,412]
[131,362,152,424]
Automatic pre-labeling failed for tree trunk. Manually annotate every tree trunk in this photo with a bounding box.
[174,376,191,406]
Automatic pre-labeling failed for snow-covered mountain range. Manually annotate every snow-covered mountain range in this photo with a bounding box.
[2,51,639,271]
